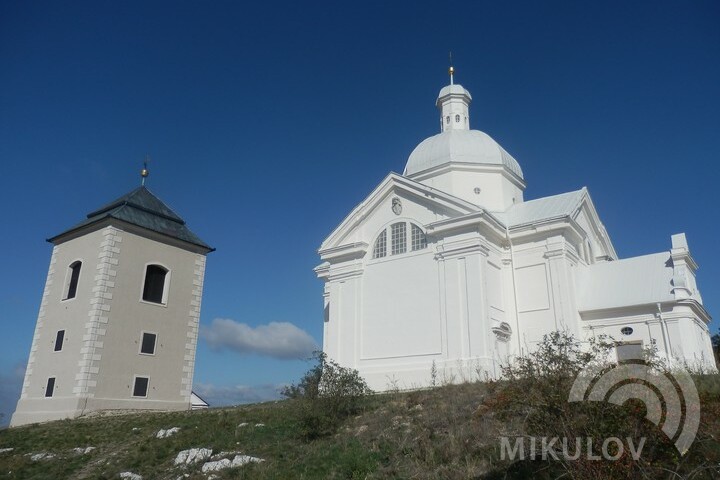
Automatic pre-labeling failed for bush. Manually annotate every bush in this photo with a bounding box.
[481,331,720,479]
[283,351,373,440]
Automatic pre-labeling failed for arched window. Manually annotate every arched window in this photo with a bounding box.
[64,261,82,300]
[390,222,406,255]
[370,222,427,259]
[142,264,169,304]
[411,224,427,251]
[455,114,460,123]
[372,230,387,259]
[446,116,450,124]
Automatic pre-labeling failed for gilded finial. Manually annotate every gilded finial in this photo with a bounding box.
[141,155,150,186]
[448,51,454,85]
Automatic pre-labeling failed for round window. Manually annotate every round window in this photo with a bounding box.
[620,327,633,336]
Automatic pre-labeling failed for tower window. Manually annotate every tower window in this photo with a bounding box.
[132,376,149,397]
[411,224,427,251]
[140,332,157,355]
[390,222,407,255]
[45,377,55,397]
[54,330,65,352]
[446,116,450,124]
[372,229,387,259]
[142,264,169,304]
[455,114,460,123]
[64,261,82,300]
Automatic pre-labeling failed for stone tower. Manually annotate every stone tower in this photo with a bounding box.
[11,185,213,426]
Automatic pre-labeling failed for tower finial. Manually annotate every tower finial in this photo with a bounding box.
[448,51,454,85]
[141,155,150,186]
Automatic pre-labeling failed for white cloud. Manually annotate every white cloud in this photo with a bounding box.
[200,319,318,360]
[193,382,285,407]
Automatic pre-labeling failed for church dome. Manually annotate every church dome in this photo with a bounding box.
[403,74,524,180]
[404,129,524,178]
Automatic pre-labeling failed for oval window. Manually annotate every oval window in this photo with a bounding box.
[620,327,633,336]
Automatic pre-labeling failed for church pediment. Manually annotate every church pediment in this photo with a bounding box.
[319,173,480,254]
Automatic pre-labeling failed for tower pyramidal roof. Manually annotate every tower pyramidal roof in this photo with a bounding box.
[49,186,213,251]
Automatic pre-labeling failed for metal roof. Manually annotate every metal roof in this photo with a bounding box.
[48,186,213,251]
[575,252,675,311]
[494,188,586,227]
[404,129,524,179]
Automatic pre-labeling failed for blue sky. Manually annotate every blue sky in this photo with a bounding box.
[1,1,718,424]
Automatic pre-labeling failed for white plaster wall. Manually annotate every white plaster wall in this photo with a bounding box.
[415,169,523,211]
[361,251,441,360]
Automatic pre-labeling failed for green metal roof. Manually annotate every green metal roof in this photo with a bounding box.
[49,186,213,251]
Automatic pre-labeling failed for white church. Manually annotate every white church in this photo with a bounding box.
[316,69,717,391]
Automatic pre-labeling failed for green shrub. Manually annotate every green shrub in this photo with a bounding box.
[283,351,373,440]
[482,331,720,479]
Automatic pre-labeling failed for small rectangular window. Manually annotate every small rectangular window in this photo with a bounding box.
[140,332,157,355]
[54,330,65,352]
[133,376,149,397]
[45,377,55,397]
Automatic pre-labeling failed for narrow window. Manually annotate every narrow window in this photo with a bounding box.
[455,114,460,123]
[45,377,55,397]
[133,376,149,397]
[142,265,168,304]
[390,222,406,255]
[140,332,157,355]
[445,116,450,124]
[411,224,427,251]
[64,261,82,300]
[54,330,65,352]
[372,230,387,259]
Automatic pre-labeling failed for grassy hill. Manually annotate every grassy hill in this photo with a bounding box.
[1,377,719,480]
[2,337,719,480]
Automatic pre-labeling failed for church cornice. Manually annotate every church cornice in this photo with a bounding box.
[318,242,369,263]
[407,162,526,190]
[426,210,507,244]
[434,237,491,260]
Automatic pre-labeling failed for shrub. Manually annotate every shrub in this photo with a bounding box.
[481,331,720,479]
[283,351,373,440]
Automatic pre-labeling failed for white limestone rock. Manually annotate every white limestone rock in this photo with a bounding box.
[156,427,180,439]
[30,452,55,461]
[0,448,13,454]
[201,454,264,473]
[73,446,96,455]
[201,458,231,473]
[174,448,212,465]
[119,473,143,480]
[232,454,264,467]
